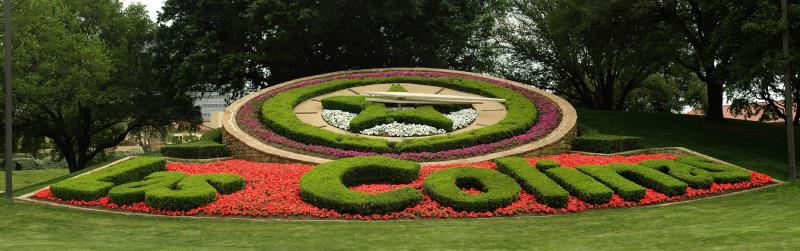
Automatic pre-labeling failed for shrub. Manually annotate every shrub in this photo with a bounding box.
[423,167,521,212]
[535,160,560,171]
[639,159,714,189]
[200,128,224,143]
[495,157,568,208]
[544,167,613,204]
[321,95,369,113]
[572,134,643,154]
[388,84,407,92]
[299,156,423,214]
[350,104,453,132]
[261,76,537,153]
[675,156,752,183]
[160,141,229,159]
[577,164,646,201]
[613,164,688,196]
[107,171,188,205]
[50,157,166,201]
[145,173,246,211]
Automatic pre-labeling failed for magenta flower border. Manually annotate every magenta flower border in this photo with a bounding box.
[235,70,562,161]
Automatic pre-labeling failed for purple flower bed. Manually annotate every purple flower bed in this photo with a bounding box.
[236,70,562,161]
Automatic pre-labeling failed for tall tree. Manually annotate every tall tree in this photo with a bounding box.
[501,0,676,110]
[2,0,200,172]
[656,0,765,120]
[155,0,507,96]
[728,0,799,124]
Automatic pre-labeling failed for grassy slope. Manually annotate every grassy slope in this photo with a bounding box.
[0,169,69,191]
[0,110,797,250]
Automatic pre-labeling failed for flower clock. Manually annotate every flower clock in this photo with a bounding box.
[33,153,774,220]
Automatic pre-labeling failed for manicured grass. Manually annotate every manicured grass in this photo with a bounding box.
[0,110,797,250]
[0,169,69,192]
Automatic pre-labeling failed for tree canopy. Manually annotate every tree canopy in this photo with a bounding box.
[1,0,200,172]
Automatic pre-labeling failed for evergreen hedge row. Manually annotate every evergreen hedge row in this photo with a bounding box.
[675,156,752,183]
[494,157,569,208]
[544,167,613,204]
[145,173,246,211]
[50,157,166,201]
[160,141,229,159]
[298,156,423,214]
[423,167,521,212]
[639,159,714,189]
[108,171,188,205]
[261,76,537,153]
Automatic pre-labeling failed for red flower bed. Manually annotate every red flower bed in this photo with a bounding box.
[33,153,774,220]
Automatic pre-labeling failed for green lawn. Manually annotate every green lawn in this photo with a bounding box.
[0,169,69,192]
[0,110,798,250]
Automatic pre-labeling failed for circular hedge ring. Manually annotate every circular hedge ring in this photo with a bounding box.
[423,167,521,212]
[299,156,424,214]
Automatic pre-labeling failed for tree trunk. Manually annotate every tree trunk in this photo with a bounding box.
[706,81,724,121]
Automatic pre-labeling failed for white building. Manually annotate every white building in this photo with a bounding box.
[194,92,227,129]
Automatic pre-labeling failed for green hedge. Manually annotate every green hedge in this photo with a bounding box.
[200,128,224,143]
[535,160,560,171]
[160,141,229,159]
[577,164,646,201]
[495,157,568,208]
[613,164,688,196]
[544,167,613,204]
[261,76,537,153]
[639,159,714,189]
[321,95,369,113]
[107,171,188,205]
[145,173,246,211]
[675,156,752,183]
[572,134,643,154]
[349,104,453,132]
[50,157,166,201]
[423,167,521,212]
[299,156,423,214]
[388,84,407,92]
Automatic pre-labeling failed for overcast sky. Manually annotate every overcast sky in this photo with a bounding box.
[122,0,166,21]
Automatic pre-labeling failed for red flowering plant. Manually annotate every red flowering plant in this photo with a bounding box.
[33,153,773,220]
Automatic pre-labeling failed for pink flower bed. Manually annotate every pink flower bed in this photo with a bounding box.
[33,153,774,220]
[235,70,562,161]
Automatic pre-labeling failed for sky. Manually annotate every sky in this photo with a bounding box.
[122,0,166,21]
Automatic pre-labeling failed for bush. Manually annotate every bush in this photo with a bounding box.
[321,95,370,113]
[572,134,643,154]
[544,167,613,204]
[675,156,752,183]
[261,76,537,153]
[423,167,521,212]
[577,164,646,201]
[299,156,423,214]
[639,159,714,189]
[107,171,188,205]
[349,104,453,132]
[160,141,229,159]
[535,160,560,171]
[388,84,407,92]
[145,173,246,211]
[200,128,224,143]
[613,164,688,196]
[50,157,166,201]
[495,157,568,208]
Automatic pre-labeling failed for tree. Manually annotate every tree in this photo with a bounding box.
[500,0,676,110]
[1,0,200,172]
[727,0,800,124]
[655,0,768,121]
[155,0,508,97]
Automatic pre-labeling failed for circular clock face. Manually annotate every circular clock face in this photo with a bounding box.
[293,83,507,140]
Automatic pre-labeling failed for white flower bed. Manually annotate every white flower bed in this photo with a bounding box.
[320,107,478,137]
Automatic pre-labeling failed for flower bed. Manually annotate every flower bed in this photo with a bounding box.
[33,153,773,220]
[235,70,562,161]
